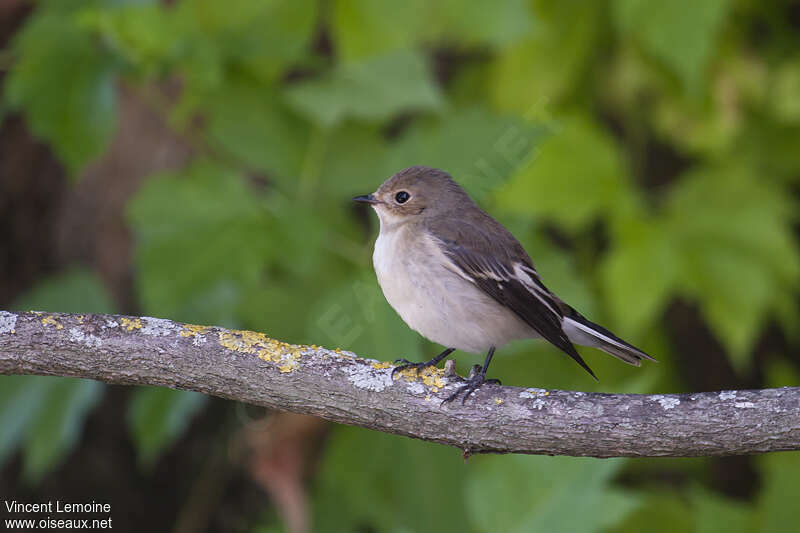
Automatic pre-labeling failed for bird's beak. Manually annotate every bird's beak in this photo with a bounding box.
[353,194,380,205]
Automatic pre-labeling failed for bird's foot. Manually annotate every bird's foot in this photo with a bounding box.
[391,358,440,380]
[391,348,455,380]
[442,364,501,404]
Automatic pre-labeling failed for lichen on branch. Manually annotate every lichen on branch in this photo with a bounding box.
[1,310,799,457]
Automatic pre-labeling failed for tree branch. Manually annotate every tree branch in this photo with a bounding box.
[1,310,798,457]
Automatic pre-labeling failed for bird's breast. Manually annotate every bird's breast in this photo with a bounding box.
[372,227,534,353]
[373,226,418,311]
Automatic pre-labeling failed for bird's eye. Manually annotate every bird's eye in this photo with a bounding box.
[395,191,410,204]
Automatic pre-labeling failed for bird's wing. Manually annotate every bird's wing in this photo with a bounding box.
[427,216,597,379]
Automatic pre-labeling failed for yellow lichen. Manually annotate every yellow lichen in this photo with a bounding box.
[371,361,393,370]
[121,317,142,331]
[219,329,302,373]
[180,324,211,338]
[219,329,273,353]
[41,315,63,330]
[257,343,300,373]
[333,347,354,358]
[394,367,419,381]
[275,348,302,373]
[495,398,503,405]
[393,365,447,390]
[418,366,446,389]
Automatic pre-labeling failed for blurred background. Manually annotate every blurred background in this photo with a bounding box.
[1,0,800,531]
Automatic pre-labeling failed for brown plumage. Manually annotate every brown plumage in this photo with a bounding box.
[355,165,655,401]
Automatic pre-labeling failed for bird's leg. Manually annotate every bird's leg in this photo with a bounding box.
[443,347,500,404]
[392,348,455,379]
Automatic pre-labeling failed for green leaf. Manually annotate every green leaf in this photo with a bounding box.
[331,0,423,61]
[602,216,681,336]
[611,491,694,533]
[174,0,317,83]
[78,3,175,79]
[317,107,545,202]
[764,357,800,389]
[224,0,317,83]
[0,377,102,485]
[175,0,317,85]
[755,452,800,532]
[688,248,773,364]
[84,0,316,125]
[4,9,116,174]
[11,267,116,314]
[733,121,800,185]
[205,78,311,182]
[22,379,104,483]
[0,376,51,468]
[522,228,599,318]
[127,162,271,319]
[128,387,207,468]
[387,106,548,203]
[95,0,315,84]
[285,50,444,127]
[600,161,800,370]
[495,115,635,231]
[489,0,604,115]
[264,193,333,278]
[332,0,533,61]
[240,280,319,344]
[313,425,473,532]
[465,455,639,533]
[770,58,800,124]
[613,0,730,91]
[174,281,241,330]
[437,0,534,50]
[317,122,397,197]
[691,487,754,533]
[666,165,800,366]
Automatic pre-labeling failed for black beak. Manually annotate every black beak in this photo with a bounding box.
[353,194,379,204]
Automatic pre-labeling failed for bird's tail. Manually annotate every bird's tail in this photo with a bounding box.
[561,308,656,366]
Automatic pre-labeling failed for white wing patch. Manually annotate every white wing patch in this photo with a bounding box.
[512,263,561,317]
[432,235,562,318]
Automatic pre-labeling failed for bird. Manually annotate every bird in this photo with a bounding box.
[353,166,655,403]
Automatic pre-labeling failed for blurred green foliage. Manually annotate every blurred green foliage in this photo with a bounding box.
[128,386,207,469]
[3,0,800,531]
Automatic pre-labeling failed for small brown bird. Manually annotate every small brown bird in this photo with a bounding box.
[354,166,655,402]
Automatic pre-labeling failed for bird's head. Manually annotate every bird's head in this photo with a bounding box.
[353,166,471,228]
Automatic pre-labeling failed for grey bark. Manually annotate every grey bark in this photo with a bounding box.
[1,310,798,457]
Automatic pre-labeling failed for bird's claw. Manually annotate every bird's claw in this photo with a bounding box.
[442,372,500,405]
[391,360,432,379]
